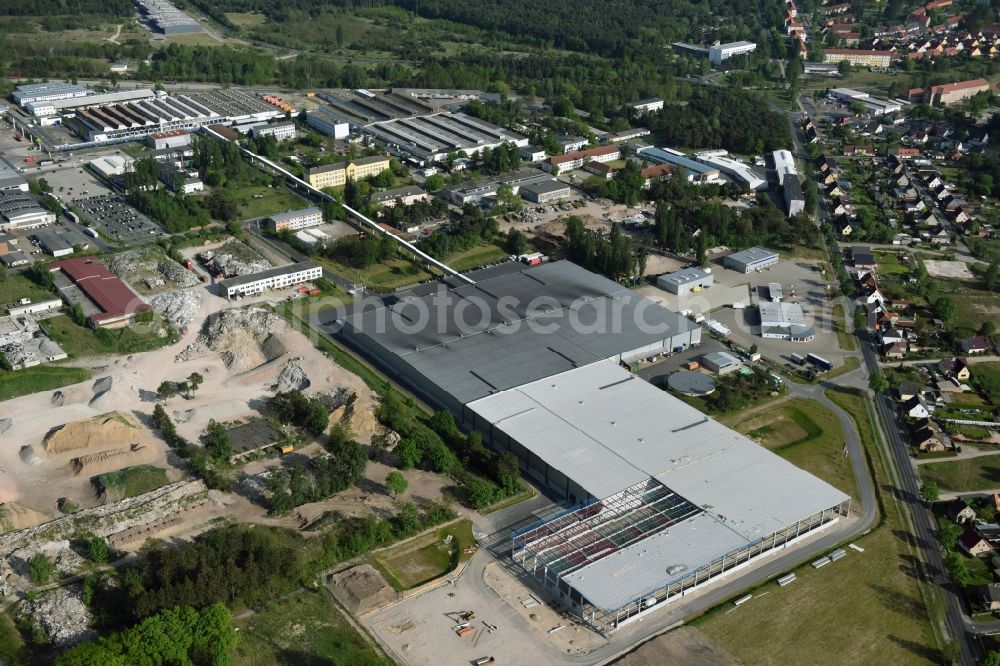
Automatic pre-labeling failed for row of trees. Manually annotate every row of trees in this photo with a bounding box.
[418,205,500,259]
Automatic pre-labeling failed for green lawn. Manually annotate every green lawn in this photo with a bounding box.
[733,399,857,499]
[831,303,857,351]
[233,588,391,666]
[96,465,169,501]
[972,362,1000,407]
[229,185,310,221]
[43,315,177,358]
[316,256,433,292]
[874,252,912,277]
[919,456,1000,492]
[224,11,267,27]
[698,389,938,665]
[0,365,91,401]
[371,519,475,590]
[0,272,57,306]
[442,243,508,272]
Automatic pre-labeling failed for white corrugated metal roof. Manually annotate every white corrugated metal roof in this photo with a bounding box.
[472,361,850,610]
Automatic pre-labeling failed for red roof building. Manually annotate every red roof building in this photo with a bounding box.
[49,257,149,328]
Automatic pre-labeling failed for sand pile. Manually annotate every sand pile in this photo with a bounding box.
[0,503,49,532]
[89,377,137,411]
[19,445,41,465]
[71,445,156,477]
[327,564,398,615]
[43,412,140,454]
[176,306,286,371]
[330,395,380,445]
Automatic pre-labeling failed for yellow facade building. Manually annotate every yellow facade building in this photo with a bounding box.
[307,156,391,189]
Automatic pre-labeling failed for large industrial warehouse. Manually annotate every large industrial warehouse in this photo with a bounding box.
[338,261,702,413]
[50,90,285,143]
[335,261,849,632]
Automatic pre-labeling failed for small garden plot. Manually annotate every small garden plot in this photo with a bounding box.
[108,246,200,295]
[95,465,169,501]
[371,519,475,590]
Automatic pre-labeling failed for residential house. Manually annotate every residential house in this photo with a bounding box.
[881,327,907,345]
[960,529,994,557]
[938,357,971,380]
[961,336,991,354]
[901,395,932,418]
[897,381,923,401]
[947,500,978,524]
[981,585,1000,612]
[883,341,908,358]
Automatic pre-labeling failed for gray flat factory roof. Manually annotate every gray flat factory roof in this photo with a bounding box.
[727,246,777,265]
[341,261,699,404]
[659,266,712,287]
[637,147,717,175]
[218,261,317,289]
[519,178,570,195]
[759,301,805,326]
[0,157,27,191]
[478,361,849,610]
[35,229,72,252]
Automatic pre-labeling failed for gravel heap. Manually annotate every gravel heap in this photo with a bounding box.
[19,586,97,649]
[175,306,285,369]
[209,239,270,278]
[151,289,203,328]
[235,470,275,505]
[108,248,199,290]
[271,358,310,393]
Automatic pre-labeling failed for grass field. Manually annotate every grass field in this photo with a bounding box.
[96,465,169,501]
[0,365,91,401]
[733,399,857,499]
[874,252,912,277]
[43,315,177,358]
[317,256,434,292]
[972,362,1000,407]
[371,519,475,590]
[0,272,57,306]
[698,388,939,664]
[233,588,391,666]
[224,11,267,28]
[442,244,508,272]
[231,185,311,220]
[831,303,857,351]
[919,456,1000,492]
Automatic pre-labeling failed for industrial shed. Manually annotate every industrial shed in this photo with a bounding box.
[473,362,850,632]
[337,261,701,414]
[335,260,849,633]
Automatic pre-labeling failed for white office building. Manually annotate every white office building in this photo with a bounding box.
[306,108,350,139]
[252,121,297,141]
[709,41,758,65]
[12,81,88,106]
[218,262,322,299]
[268,207,324,232]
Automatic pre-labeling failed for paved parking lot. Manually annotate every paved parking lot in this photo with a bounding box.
[73,194,165,245]
[639,255,852,368]
[40,162,113,200]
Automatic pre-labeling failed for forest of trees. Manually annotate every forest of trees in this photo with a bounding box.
[648,87,792,154]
